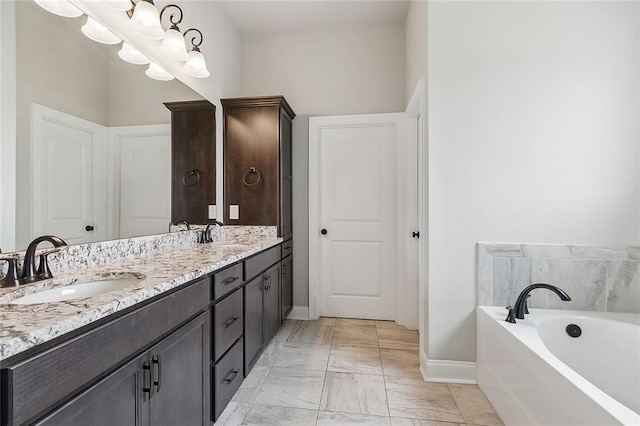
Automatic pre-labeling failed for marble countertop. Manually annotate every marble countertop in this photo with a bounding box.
[0,236,282,361]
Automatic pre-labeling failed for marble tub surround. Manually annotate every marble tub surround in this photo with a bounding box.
[478,243,640,313]
[218,318,502,426]
[0,231,281,361]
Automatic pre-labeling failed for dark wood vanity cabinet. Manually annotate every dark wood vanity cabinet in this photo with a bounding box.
[281,253,293,322]
[222,96,295,239]
[164,100,216,225]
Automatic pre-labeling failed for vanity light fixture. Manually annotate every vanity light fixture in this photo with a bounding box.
[158,5,189,61]
[81,16,122,45]
[118,41,151,65]
[182,29,210,78]
[34,0,83,18]
[145,61,174,81]
[128,0,165,40]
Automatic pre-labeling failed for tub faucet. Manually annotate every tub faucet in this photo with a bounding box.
[21,235,67,284]
[506,283,571,323]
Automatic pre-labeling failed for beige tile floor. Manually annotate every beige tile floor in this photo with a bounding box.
[215,318,503,426]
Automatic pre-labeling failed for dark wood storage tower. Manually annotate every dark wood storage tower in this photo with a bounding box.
[222,96,294,240]
[164,100,216,225]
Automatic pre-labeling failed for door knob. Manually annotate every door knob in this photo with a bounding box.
[85,225,94,232]
[321,228,328,235]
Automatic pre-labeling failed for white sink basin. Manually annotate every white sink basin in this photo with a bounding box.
[9,275,144,305]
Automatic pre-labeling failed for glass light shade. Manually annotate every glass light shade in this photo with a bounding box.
[81,17,122,45]
[129,0,165,40]
[145,62,174,81]
[118,42,150,65]
[182,49,210,78]
[102,0,133,11]
[34,0,83,18]
[158,28,189,61]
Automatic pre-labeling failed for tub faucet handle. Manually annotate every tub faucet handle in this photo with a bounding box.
[505,306,516,323]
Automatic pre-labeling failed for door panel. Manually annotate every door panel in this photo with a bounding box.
[314,115,401,320]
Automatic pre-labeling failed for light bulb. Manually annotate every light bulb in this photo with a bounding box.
[129,0,165,40]
[159,28,189,61]
[118,42,150,65]
[81,17,122,45]
[146,62,174,81]
[182,49,210,78]
[34,0,83,18]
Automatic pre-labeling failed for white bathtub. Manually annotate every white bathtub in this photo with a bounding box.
[477,306,640,425]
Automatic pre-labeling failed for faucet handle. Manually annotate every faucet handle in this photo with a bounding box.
[0,256,21,288]
[505,306,516,323]
[37,249,61,280]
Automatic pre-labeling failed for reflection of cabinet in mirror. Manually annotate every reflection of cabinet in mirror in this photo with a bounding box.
[222,96,295,240]
[164,100,216,225]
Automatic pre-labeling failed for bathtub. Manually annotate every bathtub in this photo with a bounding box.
[477,306,640,425]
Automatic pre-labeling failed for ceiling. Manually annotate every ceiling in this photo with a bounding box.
[214,0,410,35]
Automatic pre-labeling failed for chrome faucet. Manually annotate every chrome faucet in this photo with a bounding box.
[21,235,67,284]
[505,283,571,323]
[199,220,224,243]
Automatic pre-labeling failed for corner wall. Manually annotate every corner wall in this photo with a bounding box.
[427,1,640,363]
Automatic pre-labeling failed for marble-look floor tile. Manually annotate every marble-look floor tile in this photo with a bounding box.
[215,401,251,426]
[380,348,421,377]
[385,376,463,423]
[255,339,286,367]
[375,320,402,329]
[274,342,331,370]
[232,366,271,404]
[336,318,377,327]
[317,411,391,425]
[287,322,335,345]
[242,404,318,426]
[272,320,296,341]
[447,384,503,426]
[391,417,464,426]
[320,371,389,416]
[332,324,378,347]
[377,327,419,350]
[328,345,383,375]
[254,367,325,410]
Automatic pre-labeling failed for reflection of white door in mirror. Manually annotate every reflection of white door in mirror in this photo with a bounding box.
[32,104,107,246]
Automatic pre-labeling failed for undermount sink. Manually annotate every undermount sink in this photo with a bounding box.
[9,273,145,305]
[215,241,248,248]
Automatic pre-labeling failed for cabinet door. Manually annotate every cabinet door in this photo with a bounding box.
[280,110,293,240]
[281,255,293,321]
[149,312,210,426]
[35,352,148,426]
[244,275,264,374]
[263,263,281,341]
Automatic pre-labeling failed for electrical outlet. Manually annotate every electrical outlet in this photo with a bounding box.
[230,205,239,220]
[208,205,216,219]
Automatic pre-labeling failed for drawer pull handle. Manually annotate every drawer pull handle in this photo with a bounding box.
[152,354,162,393]
[223,276,240,286]
[223,369,239,385]
[284,246,291,250]
[143,360,154,396]
[224,316,239,328]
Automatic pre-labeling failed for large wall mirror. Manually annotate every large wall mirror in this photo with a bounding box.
[7,1,210,253]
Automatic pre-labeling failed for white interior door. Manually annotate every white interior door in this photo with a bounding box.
[310,114,403,320]
[108,125,171,239]
[32,104,106,245]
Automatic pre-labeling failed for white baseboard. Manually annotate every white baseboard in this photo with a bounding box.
[286,305,309,320]
[420,350,477,384]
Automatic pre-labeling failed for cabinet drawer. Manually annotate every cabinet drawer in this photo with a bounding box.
[245,245,280,281]
[213,338,244,421]
[281,240,293,258]
[2,278,209,426]
[213,290,243,362]
[213,263,244,301]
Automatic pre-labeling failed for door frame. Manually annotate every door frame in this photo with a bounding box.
[308,112,406,321]
[31,103,107,243]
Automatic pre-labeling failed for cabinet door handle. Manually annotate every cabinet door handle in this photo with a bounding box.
[282,264,286,276]
[143,360,154,396]
[152,354,162,393]
[224,316,239,328]
[223,276,240,286]
[223,369,239,385]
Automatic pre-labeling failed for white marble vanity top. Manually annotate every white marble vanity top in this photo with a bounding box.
[0,234,281,361]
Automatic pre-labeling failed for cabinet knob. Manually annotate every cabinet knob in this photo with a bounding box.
[321,228,328,235]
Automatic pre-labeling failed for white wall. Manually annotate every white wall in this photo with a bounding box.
[427,1,640,363]
[242,23,406,307]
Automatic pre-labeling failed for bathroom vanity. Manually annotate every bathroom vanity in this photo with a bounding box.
[0,231,290,425]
